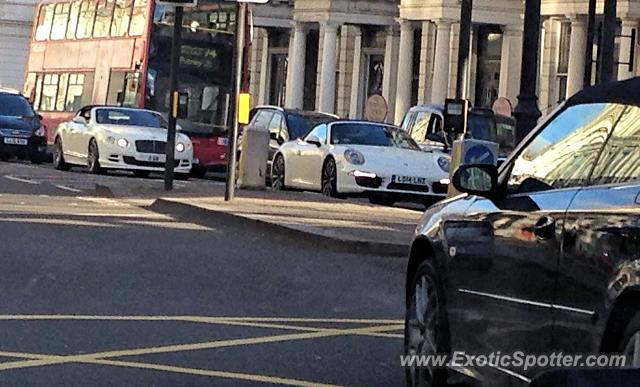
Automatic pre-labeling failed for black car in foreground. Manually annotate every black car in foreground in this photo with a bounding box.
[0,90,47,163]
[405,77,640,386]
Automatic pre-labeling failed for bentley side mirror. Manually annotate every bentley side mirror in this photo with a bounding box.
[72,116,87,125]
[452,164,498,197]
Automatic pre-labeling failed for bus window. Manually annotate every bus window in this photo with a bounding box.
[129,0,147,36]
[35,4,55,41]
[111,0,133,37]
[67,1,81,39]
[33,75,43,110]
[40,74,60,111]
[55,74,70,111]
[66,74,93,111]
[94,0,115,38]
[51,3,71,40]
[76,0,97,39]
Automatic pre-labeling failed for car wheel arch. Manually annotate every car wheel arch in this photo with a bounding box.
[600,288,640,352]
[406,237,440,306]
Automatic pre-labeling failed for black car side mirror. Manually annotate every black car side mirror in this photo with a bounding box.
[452,164,498,197]
[426,132,445,143]
[37,114,43,121]
[305,135,322,147]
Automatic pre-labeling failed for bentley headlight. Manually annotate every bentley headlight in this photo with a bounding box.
[117,138,129,148]
[437,156,450,173]
[176,142,186,152]
[344,149,365,165]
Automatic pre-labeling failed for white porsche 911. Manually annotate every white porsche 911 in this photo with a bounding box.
[53,106,193,178]
[271,120,451,206]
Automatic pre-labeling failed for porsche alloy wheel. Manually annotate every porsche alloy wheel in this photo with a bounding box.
[321,158,338,197]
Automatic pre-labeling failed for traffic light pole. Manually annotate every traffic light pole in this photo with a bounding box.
[164,6,183,191]
[599,0,617,83]
[455,0,473,100]
[224,1,247,201]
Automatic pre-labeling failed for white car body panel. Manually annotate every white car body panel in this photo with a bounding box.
[275,121,450,198]
[55,107,193,173]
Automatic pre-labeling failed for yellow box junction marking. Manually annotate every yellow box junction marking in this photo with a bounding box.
[0,315,403,386]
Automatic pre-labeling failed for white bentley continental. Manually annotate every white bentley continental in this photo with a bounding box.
[53,106,193,179]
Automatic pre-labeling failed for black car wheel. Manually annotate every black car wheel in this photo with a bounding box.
[87,139,103,174]
[53,137,71,171]
[271,154,286,191]
[618,310,640,368]
[405,260,449,387]
[321,158,339,198]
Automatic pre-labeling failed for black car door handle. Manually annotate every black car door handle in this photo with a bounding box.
[534,216,556,240]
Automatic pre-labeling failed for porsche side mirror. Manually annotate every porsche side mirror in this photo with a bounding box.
[306,135,322,147]
[452,164,498,198]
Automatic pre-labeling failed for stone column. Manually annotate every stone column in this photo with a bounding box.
[618,19,639,80]
[567,15,587,97]
[318,21,340,113]
[394,19,415,124]
[285,22,308,109]
[258,28,270,105]
[382,25,400,123]
[499,26,523,104]
[349,27,363,119]
[431,20,453,105]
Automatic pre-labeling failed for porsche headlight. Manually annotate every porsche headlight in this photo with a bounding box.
[176,142,186,152]
[35,127,46,137]
[117,138,129,148]
[437,156,450,173]
[344,149,365,165]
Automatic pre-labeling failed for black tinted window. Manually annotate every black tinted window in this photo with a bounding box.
[287,113,334,139]
[95,108,167,128]
[331,123,420,150]
[590,106,640,185]
[508,103,622,193]
[0,95,36,117]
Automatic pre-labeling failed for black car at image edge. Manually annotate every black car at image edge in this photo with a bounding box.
[0,90,47,163]
[404,77,640,386]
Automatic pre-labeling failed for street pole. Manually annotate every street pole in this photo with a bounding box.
[513,0,542,143]
[455,0,473,99]
[224,1,247,201]
[164,6,183,191]
[599,0,617,83]
[584,0,596,87]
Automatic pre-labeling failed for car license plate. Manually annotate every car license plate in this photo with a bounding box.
[393,175,428,186]
[145,154,165,162]
[3,137,28,146]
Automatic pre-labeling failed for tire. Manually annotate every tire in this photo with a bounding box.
[53,137,71,171]
[134,170,151,178]
[191,166,206,179]
[405,260,450,387]
[617,309,640,368]
[369,195,395,206]
[271,154,286,191]
[87,139,103,174]
[321,158,340,198]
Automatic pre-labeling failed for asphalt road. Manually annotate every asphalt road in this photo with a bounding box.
[0,160,407,386]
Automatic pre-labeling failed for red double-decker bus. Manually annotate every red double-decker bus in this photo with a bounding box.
[24,0,235,174]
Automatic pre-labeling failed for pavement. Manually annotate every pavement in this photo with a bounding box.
[0,160,408,386]
[1,161,423,257]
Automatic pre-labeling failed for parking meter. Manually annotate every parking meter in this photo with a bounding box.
[443,99,469,137]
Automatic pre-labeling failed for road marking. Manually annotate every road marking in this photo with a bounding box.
[54,184,82,193]
[3,175,39,185]
[0,315,401,386]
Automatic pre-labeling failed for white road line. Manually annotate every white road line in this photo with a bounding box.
[3,175,39,185]
[54,185,82,193]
